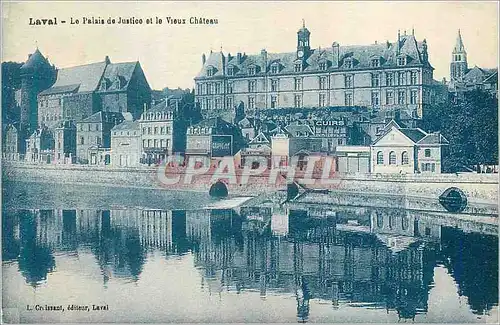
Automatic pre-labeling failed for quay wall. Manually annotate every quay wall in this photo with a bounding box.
[2,162,498,210]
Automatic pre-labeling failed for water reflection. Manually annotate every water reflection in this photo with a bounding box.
[2,205,498,322]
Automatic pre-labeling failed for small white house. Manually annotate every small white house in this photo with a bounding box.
[370,120,448,174]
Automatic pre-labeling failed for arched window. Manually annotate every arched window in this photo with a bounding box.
[402,216,409,230]
[389,151,396,165]
[376,212,384,228]
[377,151,384,164]
[401,151,409,165]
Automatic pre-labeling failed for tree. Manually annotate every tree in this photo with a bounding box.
[422,89,498,171]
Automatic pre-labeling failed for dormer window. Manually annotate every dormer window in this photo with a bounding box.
[294,63,302,72]
[270,64,279,74]
[207,67,216,76]
[371,58,380,67]
[319,62,327,71]
[227,66,235,76]
[344,58,353,69]
[397,56,406,66]
[248,66,256,75]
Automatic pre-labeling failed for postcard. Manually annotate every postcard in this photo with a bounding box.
[1,1,498,323]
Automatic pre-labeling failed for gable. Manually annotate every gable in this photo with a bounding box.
[372,127,416,147]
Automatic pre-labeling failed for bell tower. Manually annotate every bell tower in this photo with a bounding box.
[297,19,311,59]
[450,29,468,81]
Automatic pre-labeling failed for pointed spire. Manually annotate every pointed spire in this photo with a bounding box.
[454,29,465,52]
[302,19,305,28]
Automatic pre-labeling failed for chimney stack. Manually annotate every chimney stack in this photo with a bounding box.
[237,52,242,64]
[332,42,340,68]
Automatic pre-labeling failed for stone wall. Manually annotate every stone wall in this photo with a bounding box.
[3,161,498,208]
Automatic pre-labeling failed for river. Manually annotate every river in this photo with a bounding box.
[2,181,498,323]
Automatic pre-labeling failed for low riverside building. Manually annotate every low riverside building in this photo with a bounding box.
[25,125,54,163]
[3,124,20,161]
[370,120,448,174]
[139,99,188,165]
[53,120,76,163]
[271,127,324,168]
[111,120,141,167]
[239,131,273,168]
[76,111,126,164]
[185,117,245,166]
[335,146,371,173]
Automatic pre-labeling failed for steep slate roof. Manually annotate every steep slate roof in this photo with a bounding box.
[398,128,427,143]
[79,111,125,124]
[98,62,138,92]
[285,123,314,137]
[418,132,449,145]
[20,49,51,72]
[45,60,108,94]
[112,120,140,132]
[39,84,80,95]
[196,33,428,78]
[483,70,498,84]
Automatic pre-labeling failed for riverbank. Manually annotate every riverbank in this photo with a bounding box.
[3,161,498,214]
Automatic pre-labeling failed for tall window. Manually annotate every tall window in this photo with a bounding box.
[270,95,277,109]
[248,66,256,75]
[344,75,353,88]
[402,151,409,165]
[389,151,396,165]
[294,94,302,108]
[248,80,256,92]
[386,72,394,86]
[227,66,234,76]
[371,73,380,87]
[215,83,222,94]
[319,76,327,90]
[386,91,394,105]
[226,96,233,109]
[271,65,279,74]
[398,90,406,104]
[319,62,327,71]
[294,63,302,72]
[215,97,222,109]
[248,96,255,109]
[207,67,215,76]
[344,92,353,106]
[411,71,418,85]
[319,93,326,107]
[410,90,418,104]
[227,82,233,94]
[377,151,383,164]
[207,83,213,95]
[371,91,380,106]
[294,78,302,90]
[80,136,84,145]
[398,72,406,85]
[271,79,278,92]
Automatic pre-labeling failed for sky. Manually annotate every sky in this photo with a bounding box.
[2,1,498,90]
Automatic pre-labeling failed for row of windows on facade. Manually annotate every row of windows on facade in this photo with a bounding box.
[197,89,420,110]
[197,71,421,95]
[207,56,410,77]
[142,126,171,135]
[376,149,432,165]
[79,136,102,145]
[142,112,174,121]
[375,213,410,230]
[143,138,171,148]
[187,127,213,135]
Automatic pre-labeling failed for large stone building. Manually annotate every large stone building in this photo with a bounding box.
[194,23,438,122]
[37,56,151,128]
[448,30,498,96]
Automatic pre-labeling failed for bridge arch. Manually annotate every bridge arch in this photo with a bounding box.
[209,180,229,198]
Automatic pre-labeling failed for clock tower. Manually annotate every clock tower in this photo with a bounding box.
[297,20,311,59]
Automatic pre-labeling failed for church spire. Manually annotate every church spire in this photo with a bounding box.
[453,29,465,53]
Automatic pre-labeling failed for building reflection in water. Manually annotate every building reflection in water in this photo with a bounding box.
[2,204,498,320]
